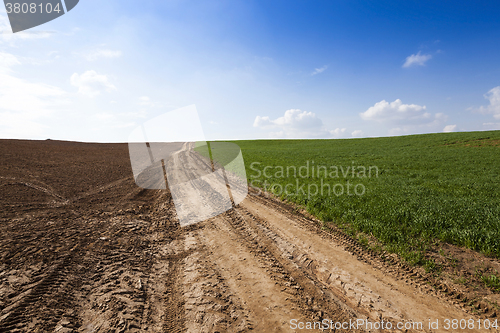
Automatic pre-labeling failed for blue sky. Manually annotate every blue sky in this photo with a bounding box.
[1,0,500,142]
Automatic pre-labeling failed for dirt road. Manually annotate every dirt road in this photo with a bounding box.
[0,140,497,332]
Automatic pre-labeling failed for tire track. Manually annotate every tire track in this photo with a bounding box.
[248,191,494,316]
[0,254,82,332]
[242,192,496,332]
[220,208,365,332]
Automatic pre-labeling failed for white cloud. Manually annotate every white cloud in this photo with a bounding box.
[351,130,363,137]
[361,99,428,122]
[476,86,500,120]
[0,52,67,138]
[443,124,457,132]
[70,70,117,97]
[329,127,346,137]
[360,99,448,135]
[403,51,432,68]
[254,109,344,138]
[311,65,328,76]
[84,49,122,61]
[254,109,322,129]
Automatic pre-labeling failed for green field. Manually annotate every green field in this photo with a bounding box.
[230,131,500,267]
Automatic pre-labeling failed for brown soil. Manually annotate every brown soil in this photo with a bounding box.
[0,139,498,332]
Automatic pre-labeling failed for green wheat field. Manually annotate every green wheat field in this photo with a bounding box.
[229,130,500,267]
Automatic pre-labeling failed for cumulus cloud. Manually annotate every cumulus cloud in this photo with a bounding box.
[311,65,328,76]
[70,70,116,97]
[254,109,322,129]
[360,99,447,135]
[443,125,457,132]
[329,127,346,137]
[476,86,500,120]
[351,130,363,137]
[254,109,345,138]
[0,52,67,138]
[360,99,428,122]
[84,49,122,61]
[403,51,432,68]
